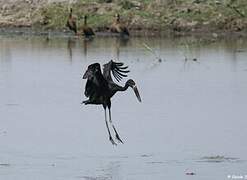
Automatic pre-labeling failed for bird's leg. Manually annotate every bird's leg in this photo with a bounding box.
[104,108,116,146]
[109,108,124,144]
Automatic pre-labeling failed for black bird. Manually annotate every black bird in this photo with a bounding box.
[110,14,130,37]
[80,15,95,37]
[82,60,141,145]
[66,8,77,35]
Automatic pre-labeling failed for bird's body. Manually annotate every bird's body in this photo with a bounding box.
[80,15,95,37]
[110,14,130,36]
[83,63,109,105]
[82,60,141,145]
[66,8,77,34]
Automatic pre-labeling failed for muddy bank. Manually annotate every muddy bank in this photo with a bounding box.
[0,0,246,36]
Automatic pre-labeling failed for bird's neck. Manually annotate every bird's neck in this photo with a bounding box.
[120,82,130,91]
[69,10,72,18]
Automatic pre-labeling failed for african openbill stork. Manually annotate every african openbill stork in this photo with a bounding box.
[82,60,141,145]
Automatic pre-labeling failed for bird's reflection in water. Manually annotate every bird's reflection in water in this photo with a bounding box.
[0,40,12,73]
[67,37,76,63]
[111,37,129,61]
[81,37,94,61]
[118,36,129,47]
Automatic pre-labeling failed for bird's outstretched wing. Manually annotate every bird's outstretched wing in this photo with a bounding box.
[103,60,130,82]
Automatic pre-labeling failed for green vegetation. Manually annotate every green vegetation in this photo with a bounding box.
[119,0,135,10]
[1,0,247,34]
[39,3,68,29]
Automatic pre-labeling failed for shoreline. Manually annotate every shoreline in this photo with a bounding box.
[0,27,246,39]
[0,0,246,38]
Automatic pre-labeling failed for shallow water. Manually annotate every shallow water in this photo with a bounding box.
[0,35,247,180]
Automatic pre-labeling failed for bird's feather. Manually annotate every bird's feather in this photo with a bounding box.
[84,79,95,97]
[103,60,129,82]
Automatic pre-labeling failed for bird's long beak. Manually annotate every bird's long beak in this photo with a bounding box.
[132,85,142,102]
[83,69,92,79]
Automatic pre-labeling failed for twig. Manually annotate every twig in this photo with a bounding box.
[142,43,162,61]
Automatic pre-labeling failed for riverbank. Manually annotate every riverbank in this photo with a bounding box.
[0,0,246,36]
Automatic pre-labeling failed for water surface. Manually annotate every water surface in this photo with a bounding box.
[0,35,247,180]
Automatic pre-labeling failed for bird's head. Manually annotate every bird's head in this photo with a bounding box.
[83,63,101,79]
[126,79,142,102]
[126,79,135,87]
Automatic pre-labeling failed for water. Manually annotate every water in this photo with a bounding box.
[0,34,247,180]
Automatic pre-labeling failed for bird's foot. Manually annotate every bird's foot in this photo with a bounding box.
[112,127,124,144]
[109,136,117,146]
[81,100,89,105]
[115,133,124,144]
